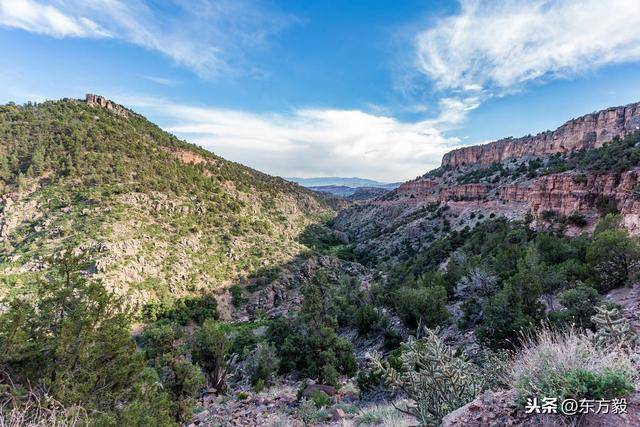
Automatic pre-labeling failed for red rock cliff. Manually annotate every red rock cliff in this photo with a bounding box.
[442,102,640,168]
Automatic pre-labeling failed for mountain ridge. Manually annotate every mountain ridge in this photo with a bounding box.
[0,95,334,310]
[442,101,640,168]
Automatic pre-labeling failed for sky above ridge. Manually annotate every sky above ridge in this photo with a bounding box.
[1,0,640,182]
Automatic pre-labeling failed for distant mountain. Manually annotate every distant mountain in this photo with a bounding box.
[307,185,392,201]
[286,176,400,189]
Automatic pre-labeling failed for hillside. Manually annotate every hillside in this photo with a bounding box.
[0,95,334,311]
[334,101,640,263]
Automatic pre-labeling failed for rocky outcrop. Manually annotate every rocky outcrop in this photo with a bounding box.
[85,93,131,117]
[442,102,640,168]
[440,184,491,201]
[496,169,640,232]
[397,179,438,196]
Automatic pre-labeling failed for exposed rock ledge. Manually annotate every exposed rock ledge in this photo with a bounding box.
[85,93,132,117]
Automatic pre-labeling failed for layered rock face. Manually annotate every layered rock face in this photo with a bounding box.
[442,102,640,168]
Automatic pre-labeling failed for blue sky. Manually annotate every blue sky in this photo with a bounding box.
[1,0,640,181]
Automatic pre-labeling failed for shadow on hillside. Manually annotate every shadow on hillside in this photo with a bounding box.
[141,222,359,324]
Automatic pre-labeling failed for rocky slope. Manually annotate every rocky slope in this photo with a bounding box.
[0,95,335,311]
[334,103,640,261]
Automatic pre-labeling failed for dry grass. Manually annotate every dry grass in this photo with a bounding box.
[510,326,637,400]
[0,373,87,427]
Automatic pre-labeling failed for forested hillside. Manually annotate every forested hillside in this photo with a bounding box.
[0,97,332,312]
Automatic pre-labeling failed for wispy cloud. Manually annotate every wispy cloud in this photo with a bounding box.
[141,75,178,86]
[415,0,640,119]
[0,0,294,77]
[0,0,110,37]
[124,96,460,182]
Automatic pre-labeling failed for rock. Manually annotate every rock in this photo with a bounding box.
[302,383,336,398]
[442,102,640,168]
[331,408,346,421]
[85,93,131,117]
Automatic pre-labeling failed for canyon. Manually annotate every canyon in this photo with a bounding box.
[334,102,640,260]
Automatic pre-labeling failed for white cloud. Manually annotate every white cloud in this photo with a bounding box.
[0,0,292,77]
[125,96,460,182]
[0,0,109,37]
[416,0,640,93]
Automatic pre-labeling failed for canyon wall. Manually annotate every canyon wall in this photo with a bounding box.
[442,102,640,168]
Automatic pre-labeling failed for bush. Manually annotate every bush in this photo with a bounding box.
[586,228,640,292]
[190,319,229,393]
[551,284,600,329]
[372,329,483,425]
[245,342,280,387]
[266,274,357,386]
[511,327,636,403]
[229,285,246,308]
[355,304,380,335]
[309,389,331,408]
[356,368,384,393]
[566,212,587,227]
[395,285,449,329]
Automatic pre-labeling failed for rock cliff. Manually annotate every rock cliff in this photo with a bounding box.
[85,93,132,117]
[442,102,640,168]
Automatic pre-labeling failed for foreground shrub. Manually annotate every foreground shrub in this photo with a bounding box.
[372,329,483,425]
[511,326,636,403]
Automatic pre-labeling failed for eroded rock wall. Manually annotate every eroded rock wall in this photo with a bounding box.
[442,102,640,168]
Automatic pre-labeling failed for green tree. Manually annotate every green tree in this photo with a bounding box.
[551,284,600,329]
[191,319,229,393]
[396,284,450,329]
[587,228,639,292]
[0,250,173,424]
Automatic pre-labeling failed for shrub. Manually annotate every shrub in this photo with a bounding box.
[245,342,280,387]
[309,389,331,408]
[266,274,357,385]
[566,212,587,227]
[551,284,600,329]
[356,368,384,393]
[355,304,380,335]
[541,210,558,221]
[511,327,636,403]
[372,329,483,425]
[395,285,449,329]
[586,228,640,292]
[296,399,328,424]
[229,285,246,308]
[190,319,229,393]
